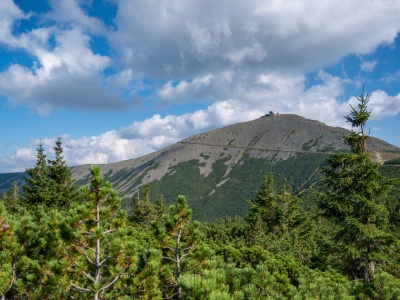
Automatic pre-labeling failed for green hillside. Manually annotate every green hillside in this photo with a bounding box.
[137,153,399,221]
[0,172,25,194]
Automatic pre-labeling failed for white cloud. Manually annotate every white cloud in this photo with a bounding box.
[2,0,400,114]
[368,90,400,119]
[0,1,134,114]
[0,132,155,172]
[0,22,131,115]
[360,60,378,73]
[64,131,154,165]
[380,70,400,84]
[224,43,268,65]
[0,0,30,46]
[158,74,213,101]
[47,0,107,35]
[112,0,400,77]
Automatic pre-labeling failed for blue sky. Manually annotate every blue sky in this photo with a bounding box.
[1,0,400,173]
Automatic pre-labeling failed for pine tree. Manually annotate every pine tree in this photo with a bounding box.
[15,206,71,299]
[66,166,134,299]
[152,195,210,299]
[0,202,18,299]
[318,88,398,283]
[47,137,78,207]
[0,204,66,299]
[131,184,157,225]
[21,143,54,206]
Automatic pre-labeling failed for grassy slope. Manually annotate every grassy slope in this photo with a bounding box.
[143,153,329,221]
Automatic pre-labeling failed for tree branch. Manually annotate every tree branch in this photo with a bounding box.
[103,228,116,235]
[70,282,92,293]
[162,256,178,263]
[4,263,16,295]
[79,246,94,266]
[83,270,96,283]
[98,264,130,293]
[98,255,111,267]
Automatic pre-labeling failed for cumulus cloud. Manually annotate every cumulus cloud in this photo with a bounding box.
[2,0,400,114]
[367,90,400,119]
[158,74,214,102]
[0,1,132,114]
[112,0,400,77]
[47,0,108,35]
[0,25,126,114]
[0,0,30,46]
[0,132,155,172]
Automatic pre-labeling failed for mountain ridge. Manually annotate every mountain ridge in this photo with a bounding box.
[70,114,400,198]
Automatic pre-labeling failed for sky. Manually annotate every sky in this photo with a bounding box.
[1,0,400,173]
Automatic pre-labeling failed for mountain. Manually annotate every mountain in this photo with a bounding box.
[0,172,25,194]
[68,114,400,220]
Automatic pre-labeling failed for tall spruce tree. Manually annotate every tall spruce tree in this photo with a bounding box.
[246,174,304,236]
[21,139,76,208]
[22,143,54,207]
[318,88,398,283]
[48,137,77,207]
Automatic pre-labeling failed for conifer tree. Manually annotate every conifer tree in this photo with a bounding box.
[153,195,210,299]
[0,181,20,212]
[0,202,18,299]
[155,193,167,218]
[131,184,157,225]
[318,88,398,283]
[245,174,275,234]
[22,143,54,206]
[246,174,304,235]
[15,206,71,299]
[47,137,78,207]
[21,139,77,208]
[66,166,134,299]
[0,204,64,299]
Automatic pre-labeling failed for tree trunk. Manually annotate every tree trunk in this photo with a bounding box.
[363,261,375,283]
[175,224,182,300]
[94,192,101,299]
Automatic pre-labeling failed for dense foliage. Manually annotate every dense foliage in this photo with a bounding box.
[1,93,400,299]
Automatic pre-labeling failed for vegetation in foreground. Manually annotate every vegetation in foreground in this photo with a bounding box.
[1,91,400,299]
